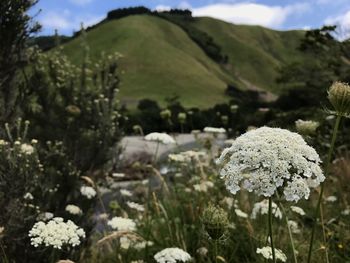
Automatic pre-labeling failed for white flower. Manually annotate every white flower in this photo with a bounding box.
[295,119,319,135]
[20,143,35,155]
[145,132,175,144]
[169,153,186,163]
[235,208,248,218]
[288,220,301,234]
[216,127,324,202]
[24,192,34,200]
[112,173,125,178]
[256,246,287,262]
[203,127,226,133]
[290,206,306,216]
[169,151,207,163]
[65,204,82,215]
[127,201,145,212]
[154,247,191,263]
[251,199,282,219]
[341,209,350,215]
[222,197,234,209]
[28,217,85,249]
[120,189,133,197]
[193,181,214,192]
[325,195,337,202]
[196,247,208,257]
[37,212,54,221]
[80,186,96,199]
[0,140,8,146]
[107,217,136,231]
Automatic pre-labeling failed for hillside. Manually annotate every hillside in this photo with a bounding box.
[58,13,305,108]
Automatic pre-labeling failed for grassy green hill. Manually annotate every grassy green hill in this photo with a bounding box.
[58,13,305,108]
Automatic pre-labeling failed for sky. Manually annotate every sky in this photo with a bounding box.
[31,0,350,38]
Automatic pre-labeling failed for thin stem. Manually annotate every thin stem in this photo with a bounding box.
[307,114,342,263]
[153,141,160,163]
[214,239,218,263]
[277,194,298,263]
[268,197,276,263]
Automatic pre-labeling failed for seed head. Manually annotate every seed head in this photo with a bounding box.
[328,81,350,117]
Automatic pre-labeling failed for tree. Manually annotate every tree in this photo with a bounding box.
[0,0,40,126]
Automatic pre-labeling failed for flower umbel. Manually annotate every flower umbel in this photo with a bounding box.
[216,127,324,202]
[154,247,191,263]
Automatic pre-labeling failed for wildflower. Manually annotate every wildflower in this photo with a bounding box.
[0,139,7,146]
[112,173,125,178]
[107,217,136,231]
[325,195,337,202]
[235,208,248,218]
[24,192,34,200]
[80,186,96,199]
[65,204,82,215]
[154,248,191,263]
[169,153,186,163]
[29,217,85,249]
[216,127,324,202]
[202,204,229,239]
[203,127,226,134]
[178,112,187,124]
[295,119,320,135]
[31,139,38,144]
[328,81,350,117]
[20,143,35,155]
[145,132,175,144]
[193,181,214,192]
[222,197,234,209]
[341,208,350,215]
[57,260,75,263]
[37,212,54,221]
[127,201,145,212]
[256,246,287,262]
[196,247,208,257]
[160,109,172,119]
[290,206,306,216]
[288,220,301,234]
[251,199,282,219]
[230,105,239,113]
[0,226,4,236]
[120,189,133,197]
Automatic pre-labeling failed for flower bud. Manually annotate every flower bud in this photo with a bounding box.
[202,204,229,240]
[328,81,350,117]
[177,112,187,124]
[160,109,171,119]
[295,119,319,136]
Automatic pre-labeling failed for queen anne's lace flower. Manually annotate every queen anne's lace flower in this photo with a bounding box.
[127,201,145,212]
[216,127,324,202]
[288,220,301,234]
[251,199,282,219]
[235,208,248,218]
[80,186,96,199]
[290,206,306,216]
[256,246,287,262]
[29,217,85,249]
[65,204,82,215]
[203,127,226,134]
[20,143,35,155]
[120,189,133,197]
[107,217,136,231]
[154,247,191,263]
[145,133,175,144]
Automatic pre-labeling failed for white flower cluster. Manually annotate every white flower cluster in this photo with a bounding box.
[65,204,82,215]
[154,247,191,263]
[145,133,175,144]
[193,181,214,192]
[119,236,153,250]
[288,220,301,234]
[256,246,287,262]
[203,127,226,134]
[127,201,145,212]
[107,217,136,231]
[120,189,133,197]
[20,143,35,155]
[216,127,324,202]
[169,151,206,163]
[29,217,85,249]
[251,199,282,219]
[290,206,306,216]
[80,186,96,199]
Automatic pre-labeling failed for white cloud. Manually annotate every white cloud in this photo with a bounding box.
[178,1,192,10]
[39,11,103,34]
[325,10,350,40]
[154,5,171,12]
[69,0,93,6]
[192,2,310,28]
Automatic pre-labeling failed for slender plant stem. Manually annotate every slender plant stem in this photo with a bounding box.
[277,195,298,263]
[307,114,342,263]
[153,141,160,163]
[214,239,218,263]
[268,197,276,263]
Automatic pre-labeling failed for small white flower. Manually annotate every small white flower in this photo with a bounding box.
[288,220,301,234]
[341,208,350,215]
[235,208,248,218]
[256,246,287,262]
[120,189,133,197]
[290,206,306,216]
[127,201,145,212]
[154,247,191,263]
[325,196,337,202]
[24,192,34,200]
[193,181,214,192]
[251,199,282,219]
[196,247,208,257]
[80,186,96,199]
[145,132,175,144]
[28,217,85,249]
[20,143,35,155]
[203,127,226,134]
[107,217,136,231]
[65,204,82,215]
[112,173,125,178]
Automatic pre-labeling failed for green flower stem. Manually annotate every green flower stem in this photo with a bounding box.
[268,197,276,263]
[277,195,298,263]
[153,141,160,163]
[307,114,342,263]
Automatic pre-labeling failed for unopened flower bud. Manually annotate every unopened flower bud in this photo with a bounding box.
[202,204,229,240]
[295,119,319,136]
[328,81,350,117]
